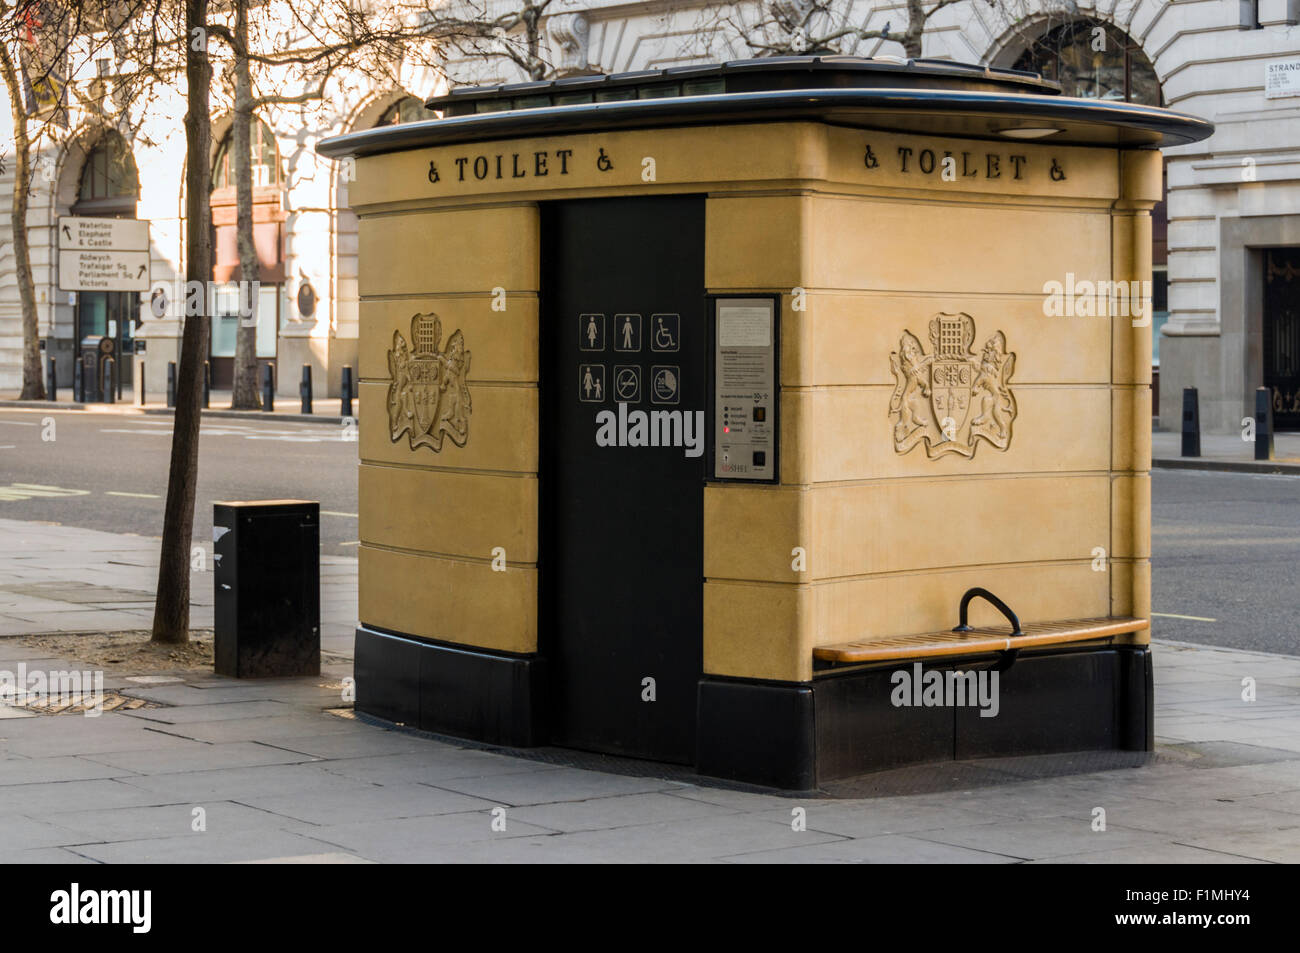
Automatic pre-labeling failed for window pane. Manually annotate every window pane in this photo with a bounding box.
[1011,20,1161,106]
[379,96,436,127]
[255,122,276,185]
[212,121,278,188]
[210,283,240,357]
[80,292,108,338]
[255,285,278,358]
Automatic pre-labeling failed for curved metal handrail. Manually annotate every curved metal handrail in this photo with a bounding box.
[952,587,1023,637]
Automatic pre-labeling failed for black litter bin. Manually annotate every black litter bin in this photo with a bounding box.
[213,500,320,678]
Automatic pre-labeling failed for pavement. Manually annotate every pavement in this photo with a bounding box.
[3,390,359,425]
[1152,431,1300,474]
[2,517,1300,863]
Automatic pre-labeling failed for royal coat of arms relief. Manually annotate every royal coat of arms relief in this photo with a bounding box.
[387,312,472,451]
[889,313,1017,459]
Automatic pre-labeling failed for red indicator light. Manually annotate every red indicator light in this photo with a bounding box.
[724,426,730,433]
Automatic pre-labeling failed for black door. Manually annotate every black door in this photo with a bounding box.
[541,196,707,764]
[1265,249,1300,431]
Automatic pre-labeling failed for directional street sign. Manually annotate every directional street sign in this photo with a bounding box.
[57,216,150,291]
[58,217,149,251]
[59,250,150,291]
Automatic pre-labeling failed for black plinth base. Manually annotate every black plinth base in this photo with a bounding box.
[697,645,1153,788]
[354,627,1152,791]
[355,625,546,746]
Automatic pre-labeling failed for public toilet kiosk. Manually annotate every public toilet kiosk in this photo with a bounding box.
[318,56,1213,790]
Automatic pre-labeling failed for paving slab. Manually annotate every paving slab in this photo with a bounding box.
[741,799,1004,839]
[68,828,350,864]
[316,749,572,786]
[1176,824,1300,863]
[43,800,319,843]
[0,721,200,758]
[0,847,99,864]
[82,740,318,775]
[114,762,377,802]
[507,791,745,834]
[140,713,368,744]
[241,782,497,826]
[0,814,88,850]
[721,833,1022,864]
[427,765,693,807]
[254,730,452,761]
[470,812,847,864]
[0,754,137,786]
[907,816,1165,861]
[0,778,180,815]
[119,700,294,725]
[304,811,558,862]
[1026,842,1266,864]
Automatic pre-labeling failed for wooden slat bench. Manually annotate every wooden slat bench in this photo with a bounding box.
[814,587,1149,666]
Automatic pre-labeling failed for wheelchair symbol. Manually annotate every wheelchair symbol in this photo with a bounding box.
[651,313,679,352]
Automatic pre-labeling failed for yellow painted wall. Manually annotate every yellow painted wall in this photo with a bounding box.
[347,122,1155,681]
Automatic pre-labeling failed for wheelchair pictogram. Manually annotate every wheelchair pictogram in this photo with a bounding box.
[651,313,679,352]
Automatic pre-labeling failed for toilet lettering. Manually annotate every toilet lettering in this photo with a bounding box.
[452,148,576,182]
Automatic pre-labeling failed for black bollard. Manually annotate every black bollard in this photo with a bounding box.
[1255,387,1273,461]
[261,363,274,412]
[203,361,211,409]
[300,364,312,415]
[1180,387,1200,458]
[83,353,97,404]
[46,357,56,401]
[341,365,353,419]
[73,359,83,403]
[102,357,115,404]
[167,361,177,408]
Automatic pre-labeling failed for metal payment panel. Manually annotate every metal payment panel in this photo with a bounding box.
[712,296,778,482]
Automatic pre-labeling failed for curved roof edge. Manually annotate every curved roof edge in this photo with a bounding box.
[318,87,1214,159]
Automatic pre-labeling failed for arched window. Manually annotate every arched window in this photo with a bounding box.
[212,118,281,190]
[74,133,139,214]
[1012,20,1161,106]
[376,95,436,126]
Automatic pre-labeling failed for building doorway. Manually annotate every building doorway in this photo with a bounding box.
[1264,248,1300,431]
[75,291,134,400]
[540,195,707,764]
[70,132,139,402]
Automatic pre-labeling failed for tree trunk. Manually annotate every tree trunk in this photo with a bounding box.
[229,0,260,410]
[525,4,545,81]
[902,0,925,58]
[0,41,46,401]
[152,0,212,644]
